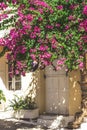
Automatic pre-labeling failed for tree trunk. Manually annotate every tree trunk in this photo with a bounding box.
[68,69,87,129]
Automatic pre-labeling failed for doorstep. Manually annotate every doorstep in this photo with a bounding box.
[37,114,74,129]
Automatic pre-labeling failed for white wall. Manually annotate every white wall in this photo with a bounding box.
[21,72,34,92]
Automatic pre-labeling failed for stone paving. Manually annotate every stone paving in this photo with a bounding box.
[0,111,87,130]
[0,118,87,130]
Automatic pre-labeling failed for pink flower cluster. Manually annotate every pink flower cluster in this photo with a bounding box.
[29,0,49,8]
[56,58,66,70]
[79,19,87,32]
[69,4,78,10]
[51,37,57,49]
[12,0,17,4]
[81,35,87,43]
[0,2,7,10]
[77,56,84,70]
[57,5,63,10]
[0,38,6,46]
[7,0,17,5]
[68,15,75,21]
[34,0,49,8]
[0,0,86,75]
[0,14,8,21]
[15,61,26,76]
[1,0,52,75]
[39,52,52,66]
[83,5,87,16]
[46,25,54,29]
[39,45,48,51]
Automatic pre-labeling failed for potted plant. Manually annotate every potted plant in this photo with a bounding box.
[0,90,6,111]
[10,93,39,119]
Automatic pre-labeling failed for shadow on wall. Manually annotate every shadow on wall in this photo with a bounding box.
[69,70,81,115]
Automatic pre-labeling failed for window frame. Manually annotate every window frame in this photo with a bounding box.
[6,63,21,91]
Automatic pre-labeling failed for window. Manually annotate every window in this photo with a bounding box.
[8,65,21,90]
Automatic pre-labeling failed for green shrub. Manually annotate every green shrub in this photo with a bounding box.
[10,94,37,111]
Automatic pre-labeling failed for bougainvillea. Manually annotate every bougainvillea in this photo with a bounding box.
[0,0,87,76]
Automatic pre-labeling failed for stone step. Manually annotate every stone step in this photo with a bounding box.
[39,114,74,120]
[37,115,74,129]
[39,114,58,120]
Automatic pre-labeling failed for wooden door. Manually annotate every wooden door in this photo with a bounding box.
[45,65,69,115]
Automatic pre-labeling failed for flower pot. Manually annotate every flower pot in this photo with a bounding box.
[14,108,39,119]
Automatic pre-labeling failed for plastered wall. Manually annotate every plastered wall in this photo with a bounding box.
[68,70,81,115]
[37,69,82,115]
[36,70,45,114]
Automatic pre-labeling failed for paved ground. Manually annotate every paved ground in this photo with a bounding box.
[0,118,81,130]
[1,118,87,130]
[0,118,73,130]
[0,119,47,130]
[0,111,87,130]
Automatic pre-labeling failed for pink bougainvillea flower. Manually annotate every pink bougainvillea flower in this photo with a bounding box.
[57,58,66,65]
[39,45,48,51]
[15,69,19,75]
[30,32,36,39]
[29,7,35,11]
[81,35,87,43]
[20,46,26,54]
[77,41,82,45]
[79,19,87,32]
[64,25,70,31]
[56,58,66,70]
[79,62,84,69]
[0,14,8,21]
[38,8,43,14]
[40,52,51,59]
[25,14,33,22]
[41,59,50,66]
[21,71,26,76]
[34,0,49,8]
[46,25,53,29]
[68,15,75,21]
[69,4,77,10]
[38,17,43,22]
[57,5,63,10]
[30,48,37,53]
[0,0,86,76]
[51,38,57,49]
[12,0,17,4]
[55,23,61,28]
[83,5,87,16]
[34,26,41,33]
[30,54,36,60]
[0,38,6,46]
[0,2,7,9]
